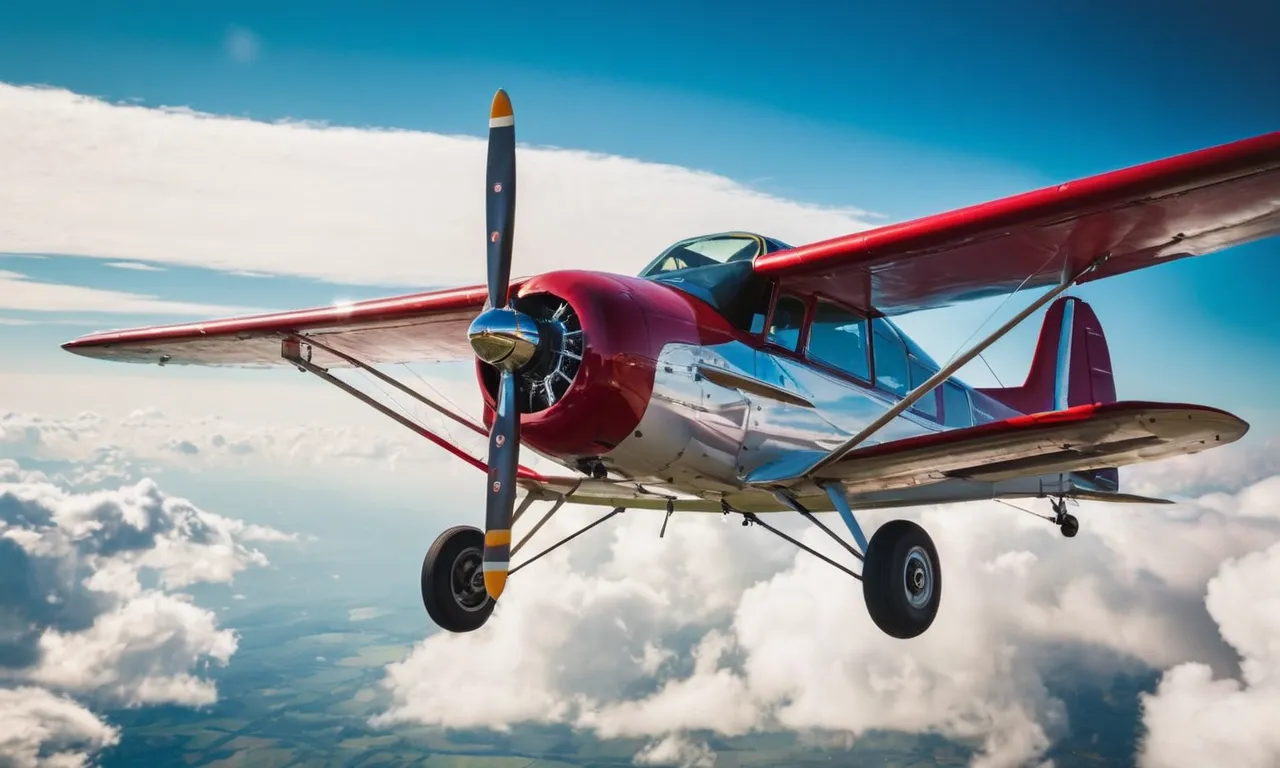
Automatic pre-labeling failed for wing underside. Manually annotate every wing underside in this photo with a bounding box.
[754,131,1280,314]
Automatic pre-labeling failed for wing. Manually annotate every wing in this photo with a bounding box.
[754,131,1280,314]
[61,280,521,368]
[747,401,1248,489]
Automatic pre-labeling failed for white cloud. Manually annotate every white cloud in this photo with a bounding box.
[1125,438,1280,498]
[102,261,165,272]
[224,27,261,64]
[0,462,291,764]
[0,404,497,488]
[0,687,119,768]
[0,83,878,288]
[0,269,259,315]
[633,734,717,767]
[1138,539,1280,767]
[374,468,1280,768]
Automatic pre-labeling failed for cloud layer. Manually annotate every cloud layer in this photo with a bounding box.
[0,83,877,290]
[0,460,291,765]
[374,462,1280,767]
[1139,538,1280,767]
[0,269,259,316]
[0,404,489,486]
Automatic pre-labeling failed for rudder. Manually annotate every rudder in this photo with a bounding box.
[976,296,1116,415]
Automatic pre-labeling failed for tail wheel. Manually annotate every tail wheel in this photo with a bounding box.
[862,519,941,639]
[421,526,495,633]
[1060,513,1080,538]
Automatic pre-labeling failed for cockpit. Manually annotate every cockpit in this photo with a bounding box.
[638,232,790,331]
[639,232,790,277]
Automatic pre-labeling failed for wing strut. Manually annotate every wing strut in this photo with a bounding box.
[294,333,487,437]
[279,337,542,481]
[801,253,1110,481]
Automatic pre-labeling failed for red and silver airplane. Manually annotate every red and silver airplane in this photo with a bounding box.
[62,91,1280,640]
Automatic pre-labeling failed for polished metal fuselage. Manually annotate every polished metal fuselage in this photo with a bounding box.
[598,340,1085,513]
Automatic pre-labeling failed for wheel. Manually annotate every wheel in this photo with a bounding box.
[862,519,941,639]
[421,525,495,633]
[1059,513,1079,538]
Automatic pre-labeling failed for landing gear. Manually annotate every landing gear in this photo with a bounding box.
[764,487,943,640]
[421,526,494,633]
[1051,497,1079,538]
[862,520,941,639]
[420,502,625,634]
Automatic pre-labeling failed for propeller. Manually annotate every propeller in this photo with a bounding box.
[467,89,539,601]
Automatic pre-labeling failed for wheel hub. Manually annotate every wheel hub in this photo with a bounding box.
[450,546,490,612]
[903,546,934,609]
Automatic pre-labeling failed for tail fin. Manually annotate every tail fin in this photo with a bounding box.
[978,296,1119,491]
[977,296,1116,415]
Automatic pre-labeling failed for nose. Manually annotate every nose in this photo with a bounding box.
[468,307,541,370]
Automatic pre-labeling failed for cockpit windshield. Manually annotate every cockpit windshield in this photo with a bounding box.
[638,232,790,332]
[640,233,764,277]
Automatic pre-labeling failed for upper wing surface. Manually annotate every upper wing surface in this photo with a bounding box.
[754,131,1280,314]
[61,281,508,368]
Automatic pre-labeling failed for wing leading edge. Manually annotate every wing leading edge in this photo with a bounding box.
[60,280,525,368]
[754,131,1280,314]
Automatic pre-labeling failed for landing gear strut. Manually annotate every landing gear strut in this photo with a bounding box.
[1052,497,1079,538]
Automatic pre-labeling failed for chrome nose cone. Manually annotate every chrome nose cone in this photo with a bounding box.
[468,307,541,370]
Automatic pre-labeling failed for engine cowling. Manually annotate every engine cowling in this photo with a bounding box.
[476,269,740,464]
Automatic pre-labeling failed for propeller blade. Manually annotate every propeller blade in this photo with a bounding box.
[485,89,517,309]
[482,368,521,599]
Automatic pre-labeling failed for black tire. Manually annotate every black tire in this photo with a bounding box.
[1060,513,1079,538]
[421,525,494,633]
[862,519,941,639]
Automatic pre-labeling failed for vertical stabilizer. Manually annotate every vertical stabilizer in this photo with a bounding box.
[976,296,1116,415]
[977,296,1119,490]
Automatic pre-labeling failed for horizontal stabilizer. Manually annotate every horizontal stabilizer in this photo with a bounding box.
[1067,488,1174,505]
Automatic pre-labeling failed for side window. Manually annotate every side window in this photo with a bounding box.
[768,295,806,352]
[746,283,773,335]
[908,356,940,419]
[942,381,973,428]
[806,301,870,381]
[871,318,908,396]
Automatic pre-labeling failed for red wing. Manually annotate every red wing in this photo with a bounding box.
[754,131,1280,314]
[813,401,1248,490]
[61,281,521,367]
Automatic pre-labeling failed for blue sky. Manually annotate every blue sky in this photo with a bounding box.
[2,0,1279,424]
[5,6,1280,766]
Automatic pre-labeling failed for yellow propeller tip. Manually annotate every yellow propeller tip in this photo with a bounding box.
[484,569,508,600]
[490,89,513,121]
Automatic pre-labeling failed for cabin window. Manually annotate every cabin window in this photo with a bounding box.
[806,301,870,381]
[768,294,806,351]
[942,381,973,428]
[908,356,940,419]
[871,318,909,396]
[746,281,774,335]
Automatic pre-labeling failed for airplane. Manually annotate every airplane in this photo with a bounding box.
[61,90,1280,640]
